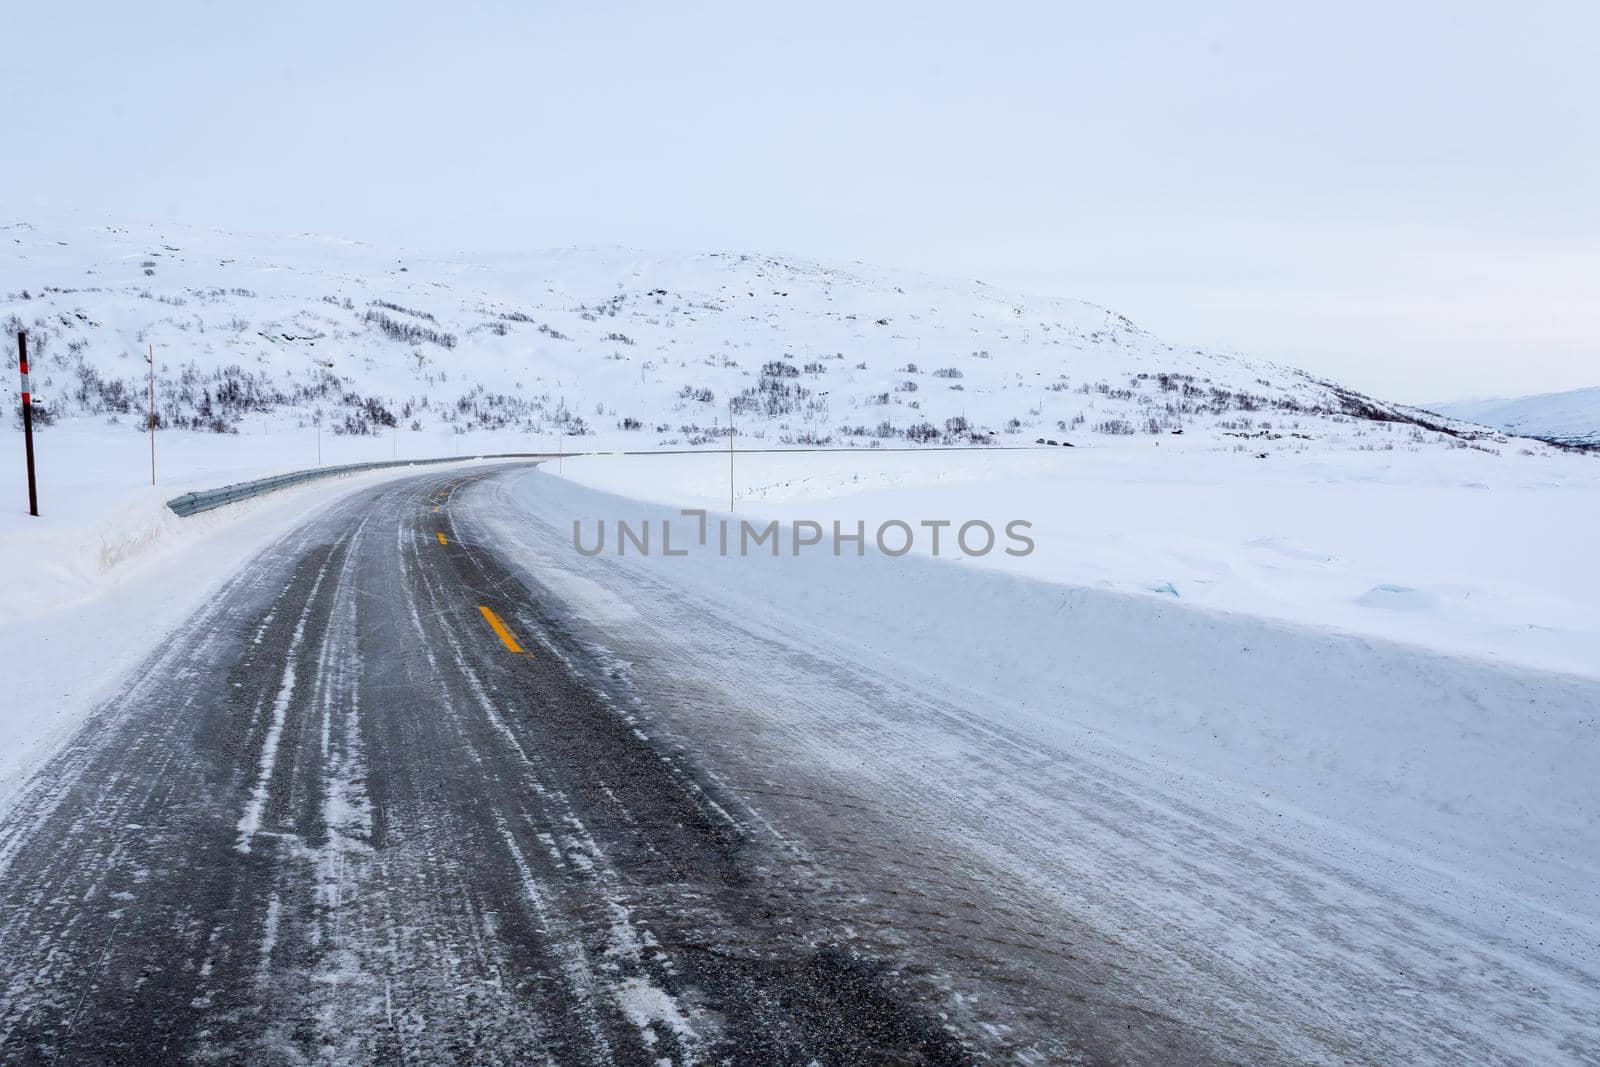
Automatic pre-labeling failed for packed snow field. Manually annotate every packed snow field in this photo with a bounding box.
[557,441,1600,677]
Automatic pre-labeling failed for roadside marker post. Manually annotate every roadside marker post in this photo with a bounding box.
[18,331,38,516]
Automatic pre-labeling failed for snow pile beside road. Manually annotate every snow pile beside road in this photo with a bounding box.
[0,424,520,617]
[553,439,1600,676]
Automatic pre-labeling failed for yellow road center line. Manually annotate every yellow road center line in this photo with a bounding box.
[437,532,449,545]
[478,605,525,654]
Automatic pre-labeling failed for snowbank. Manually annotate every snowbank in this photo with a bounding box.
[552,439,1600,676]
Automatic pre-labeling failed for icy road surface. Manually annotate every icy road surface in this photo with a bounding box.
[0,465,1595,1063]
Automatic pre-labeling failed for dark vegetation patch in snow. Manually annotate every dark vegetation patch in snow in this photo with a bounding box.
[364,309,457,348]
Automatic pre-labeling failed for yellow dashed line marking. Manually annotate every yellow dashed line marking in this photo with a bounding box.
[437,531,449,545]
[478,605,525,654]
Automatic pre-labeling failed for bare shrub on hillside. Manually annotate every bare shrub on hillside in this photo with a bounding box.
[364,309,456,348]
[369,299,436,321]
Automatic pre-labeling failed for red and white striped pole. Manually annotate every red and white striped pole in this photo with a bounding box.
[18,331,38,516]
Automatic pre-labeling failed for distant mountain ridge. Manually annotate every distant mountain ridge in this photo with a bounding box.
[1431,387,1600,447]
[3,218,1497,453]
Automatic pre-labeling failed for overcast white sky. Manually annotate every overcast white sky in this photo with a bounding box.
[6,1,1595,401]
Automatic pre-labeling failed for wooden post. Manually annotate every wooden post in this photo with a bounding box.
[19,332,38,516]
[728,398,735,513]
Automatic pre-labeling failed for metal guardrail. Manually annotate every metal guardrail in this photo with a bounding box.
[165,441,1069,518]
[165,453,548,517]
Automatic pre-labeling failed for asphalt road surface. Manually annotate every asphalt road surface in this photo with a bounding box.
[0,468,1066,1065]
[0,469,997,1064]
[3,465,1594,1065]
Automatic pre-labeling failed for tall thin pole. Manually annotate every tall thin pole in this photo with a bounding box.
[18,332,38,516]
[728,398,735,513]
[147,344,157,486]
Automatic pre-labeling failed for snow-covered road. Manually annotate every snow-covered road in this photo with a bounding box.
[475,466,1600,1064]
[0,463,1595,1063]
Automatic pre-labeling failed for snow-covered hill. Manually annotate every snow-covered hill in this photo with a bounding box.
[4,218,1493,453]
[1431,387,1600,448]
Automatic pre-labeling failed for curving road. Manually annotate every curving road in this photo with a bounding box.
[0,468,980,1064]
[2,464,1596,1065]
